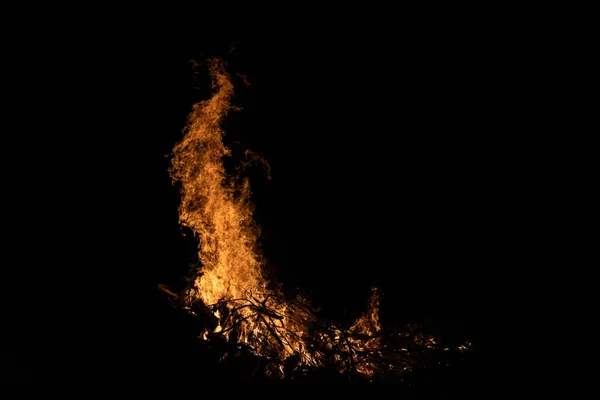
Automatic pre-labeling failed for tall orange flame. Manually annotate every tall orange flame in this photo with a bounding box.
[169,58,315,368]
[169,57,264,308]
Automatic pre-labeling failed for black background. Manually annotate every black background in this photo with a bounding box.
[2,11,529,385]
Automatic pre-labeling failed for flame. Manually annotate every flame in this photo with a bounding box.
[347,287,383,376]
[167,57,471,380]
[169,57,263,309]
[169,57,315,364]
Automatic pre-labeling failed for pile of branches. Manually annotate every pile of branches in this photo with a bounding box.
[157,284,473,384]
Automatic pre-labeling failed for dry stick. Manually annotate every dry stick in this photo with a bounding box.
[157,284,179,299]
[275,325,304,358]
[340,330,357,372]
[209,297,254,307]
[250,305,283,320]
[258,314,285,352]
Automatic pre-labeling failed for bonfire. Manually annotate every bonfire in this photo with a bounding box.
[158,56,473,383]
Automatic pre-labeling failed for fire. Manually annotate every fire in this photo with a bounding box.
[169,57,316,365]
[166,56,471,380]
[169,58,261,307]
